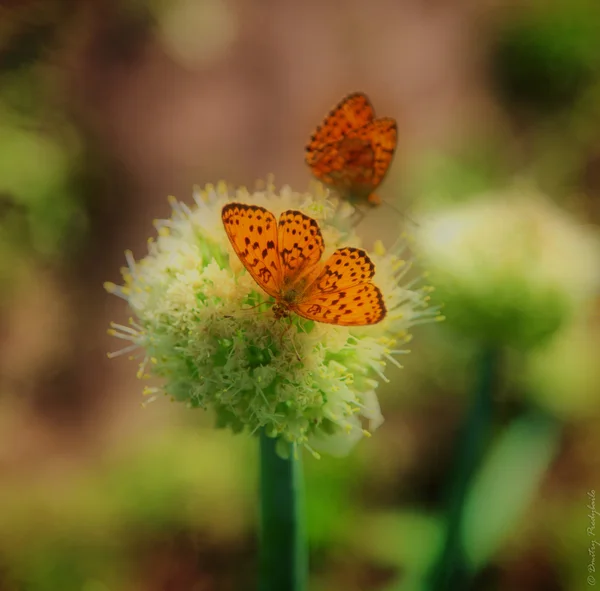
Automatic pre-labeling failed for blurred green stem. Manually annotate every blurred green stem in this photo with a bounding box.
[259,432,307,591]
[428,346,499,591]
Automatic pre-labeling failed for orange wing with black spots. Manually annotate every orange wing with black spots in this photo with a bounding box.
[276,210,324,285]
[305,93,397,207]
[295,282,386,326]
[307,138,375,189]
[221,203,282,299]
[349,117,397,188]
[308,247,376,293]
[222,203,386,326]
[293,247,386,325]
[305,92,375,165]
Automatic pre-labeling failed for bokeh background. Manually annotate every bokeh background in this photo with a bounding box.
[1,0,600,589]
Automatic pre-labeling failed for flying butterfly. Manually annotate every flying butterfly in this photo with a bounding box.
[305,92,397,207]
[221,202,386,326]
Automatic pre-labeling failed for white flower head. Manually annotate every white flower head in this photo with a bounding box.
[105,180,437,457]
[414,187,600,348]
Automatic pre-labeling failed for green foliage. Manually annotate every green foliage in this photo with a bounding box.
[0,428,254,590]
[492,1,600,112]
[462,412,560,570]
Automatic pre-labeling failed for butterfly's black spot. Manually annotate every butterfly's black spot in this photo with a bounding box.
[244,237,250,246]
[249,224,254,232]
[258,268,272,283]
[292,229,296,235]
[262,248,268,258]
[267,240,275,250]
[258,226,263,235]
[336,259,342,265]
[253,241,259,249]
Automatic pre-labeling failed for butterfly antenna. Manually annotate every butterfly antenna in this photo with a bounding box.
[380,198,419,228]
[223,301,270,320]
[351,207,368,228]
[240,301,270,312]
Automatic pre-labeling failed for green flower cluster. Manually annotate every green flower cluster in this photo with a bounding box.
[415,188,600,349]
[105,181,437,456]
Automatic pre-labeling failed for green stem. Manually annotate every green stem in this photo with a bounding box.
[259,432,307,591]
[428,346,499,591]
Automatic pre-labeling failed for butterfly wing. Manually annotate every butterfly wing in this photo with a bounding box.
[305,92,375,166]
[293,247,386,325]
[348,117,397,189]
[307,137,375,190]
[221,203,283,299]
[294,282,386,326]
[307,117,397,206]
[277,210,325,287]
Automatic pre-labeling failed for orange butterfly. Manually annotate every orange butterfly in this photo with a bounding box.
[222,202,386,326]
[305,92,397,207]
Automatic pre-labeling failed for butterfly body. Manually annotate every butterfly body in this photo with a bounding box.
[305,92,397,207]
[221,202,386,326]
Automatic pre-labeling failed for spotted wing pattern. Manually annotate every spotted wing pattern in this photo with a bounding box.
[294,247,386,325]
[276,210,324,286]
[305,92,375,165]
[305,93,397,207]
[295,282,386,326]
[310,247,375,292]
[307,138,375,189]
[349,117,397,188]
[222,204,386,326]
[221,203,282,298]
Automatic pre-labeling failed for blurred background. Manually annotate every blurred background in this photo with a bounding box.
[1,0,599,589]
